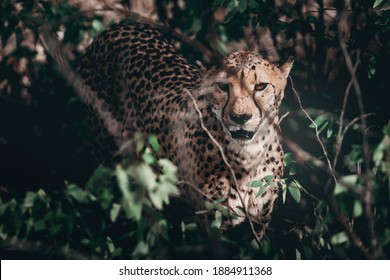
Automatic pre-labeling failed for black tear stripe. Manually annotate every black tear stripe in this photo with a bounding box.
[221,87,230,122]
[269,85,277,98]
[276,90,282,103]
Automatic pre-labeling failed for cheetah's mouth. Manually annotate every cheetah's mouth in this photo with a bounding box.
[229,129,255,140]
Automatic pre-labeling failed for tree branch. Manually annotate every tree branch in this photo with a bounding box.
[338,1,377,258]
[289,75,373,259]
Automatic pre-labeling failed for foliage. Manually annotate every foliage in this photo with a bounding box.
[1,134,180,259]
[1,0,389,259]
[0,135,268,259]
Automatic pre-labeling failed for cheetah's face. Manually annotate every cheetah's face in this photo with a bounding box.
[209,52,293,142]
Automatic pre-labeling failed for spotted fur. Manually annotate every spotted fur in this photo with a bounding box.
[78,22,293,237]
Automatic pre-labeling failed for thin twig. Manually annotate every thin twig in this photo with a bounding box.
[333,55,360,168]
[289,75,372,259]
[338,32,370,174]
[294,179,320,202]
[177,180,261,224]
[289,76,338,185]
[278,111,290,125]
[283,136,325,169]
[184,88,262,246]
[338,1,377,257]
[344,114,376,136]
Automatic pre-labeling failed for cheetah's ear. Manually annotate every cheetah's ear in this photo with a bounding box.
[279,56,294,79]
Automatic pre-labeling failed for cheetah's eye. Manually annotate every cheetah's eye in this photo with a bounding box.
[216,82,229,93]
[254,83,268,91]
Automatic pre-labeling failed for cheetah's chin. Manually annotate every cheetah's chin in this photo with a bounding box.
[229,129,255,141]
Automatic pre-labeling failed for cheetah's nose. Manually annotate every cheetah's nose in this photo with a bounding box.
[229,113,252,125]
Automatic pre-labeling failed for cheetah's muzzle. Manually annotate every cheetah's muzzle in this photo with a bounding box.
[229,129,255,140]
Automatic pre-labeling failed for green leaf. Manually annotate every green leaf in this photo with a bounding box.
[316,200,327,211]
[288,181,301,203]
[147,220,168,245]
[37,189,47,199]
[34,220,46,232]
[132,241,149,258]
[67,184,88,204]
[205,201,214,210]
[266,181,277,187]
[327,125,333,139]
[106,236,115,253]
[85,166,112,191]
[148,135,160,153]
[159,220,169,240]
[373,134,389,167]
[334,175,359,195]
[184,223,197,232]
[374,0,384,8]
[92,19,104,33]
[149,181,177,210]
[289,163,298,175]
[23,192,37,208]
[318,120,329,134]
[238,0,247,13]
[214,197,227,203]
[247,0,261,11]
[262,175,274,181]
[49,224,62,237]
[368,56,376,78]
[212,210,223,228]
[383,125,390,136]
[149,159,178,209]
[116,165,142,221]
[295,249,302,260]
[256,186,267,197]
[249,180,263,187]
[309,115,327,129]
[215,39,228,55]
[142,149,156,164]
[133,133,145,153]
[188,18,203,34]
[129,163,157,191]
[213,0,226,7]
[284,152,295,166]
[110,203,121,223]
[194,209,211,215]
[348,145,364,164]
[81,238,90,246]
[342,174,359,185]
[225,0,239,14]
[282,184,287,204]
[381,228,390,246]
[279,178,287,190]
[353,200,363,218]
[313,212,333,235]
[158,159,178,184]
[331,231,349,245]
[334,183,346,195]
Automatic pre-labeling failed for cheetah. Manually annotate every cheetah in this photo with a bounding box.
[78,22,293,237]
